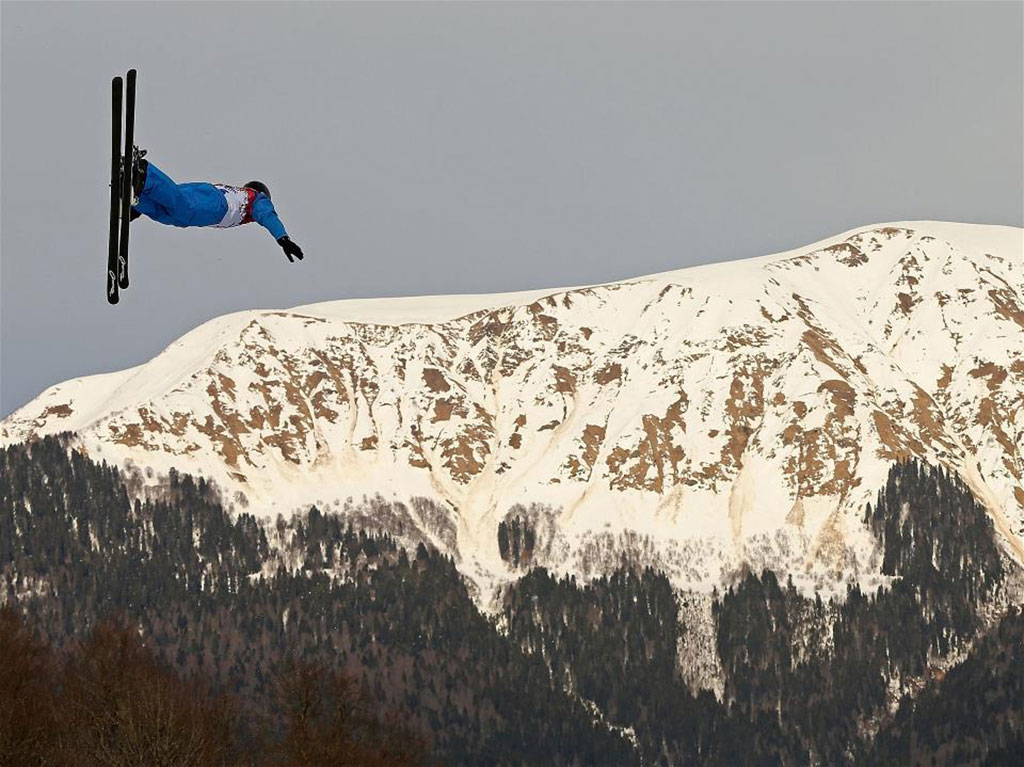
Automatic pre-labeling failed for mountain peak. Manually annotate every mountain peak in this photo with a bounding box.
[4,221,1022,598]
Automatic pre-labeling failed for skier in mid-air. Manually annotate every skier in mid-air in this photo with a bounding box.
[128,152,305,262]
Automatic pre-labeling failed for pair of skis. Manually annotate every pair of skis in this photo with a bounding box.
[107,69,137,305]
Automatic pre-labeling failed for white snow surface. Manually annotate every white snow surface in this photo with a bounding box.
[3,221,1022,605]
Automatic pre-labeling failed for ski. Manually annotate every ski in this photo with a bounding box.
[107,75,123,305]
[117,68,137,290]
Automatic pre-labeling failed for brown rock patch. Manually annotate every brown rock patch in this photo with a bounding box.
[554,366,576,394]
[969,362,1008,392]
[876,226,912,238]
[41,404,73,419]
[872,410,916,461]
[433,399,457,423]
[217,374,237,399]
[910,386,955,452]
[989,288,1024,328]
[801,328,847,378]
[977,399,1019,473]
[607,393,689,493]
[111,423,145,448]
[422,368,451,393]
[566,424,607,481]
[937,365,955,389]
[897,292,915,315]
[824,242,868,266]
[595,363,622,385]
[440,425,492,483]
[537,314,559,340]
[817,380,855,420]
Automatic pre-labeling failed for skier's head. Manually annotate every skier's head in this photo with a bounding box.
[245,180,271,200]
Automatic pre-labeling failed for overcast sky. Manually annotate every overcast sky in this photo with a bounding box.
[2,1,1021,417]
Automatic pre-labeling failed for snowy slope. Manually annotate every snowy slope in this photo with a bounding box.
[3,222,1022,599]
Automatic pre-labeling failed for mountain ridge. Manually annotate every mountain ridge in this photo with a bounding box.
[3,220,1022,602]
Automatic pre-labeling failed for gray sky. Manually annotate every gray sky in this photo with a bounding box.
[2,1,1021,417]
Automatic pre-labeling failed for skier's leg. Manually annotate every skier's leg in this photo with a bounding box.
[134,161,195,223]
[136,161,183,210]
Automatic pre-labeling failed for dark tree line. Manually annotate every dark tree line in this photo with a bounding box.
[713,461,1008,764]
[502,461,1015,765]
[503,567,803,766]
[497,516,537,570]
[0,436,633,765]
[867,606,1024,766]
[1,438,1018,765]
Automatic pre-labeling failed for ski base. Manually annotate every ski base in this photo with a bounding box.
[107,68,137,305]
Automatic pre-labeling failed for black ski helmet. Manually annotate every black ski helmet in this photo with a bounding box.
[246,180,271,200]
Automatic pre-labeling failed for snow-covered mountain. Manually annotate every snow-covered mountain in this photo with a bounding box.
[3,222,1022,598]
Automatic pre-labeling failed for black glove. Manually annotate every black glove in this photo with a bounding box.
[277,236,304,263]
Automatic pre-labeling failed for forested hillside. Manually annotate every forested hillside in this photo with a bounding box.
[1,437,1019,765]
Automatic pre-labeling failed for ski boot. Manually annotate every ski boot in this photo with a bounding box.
[131,147,148,204]
[120,146,148,206]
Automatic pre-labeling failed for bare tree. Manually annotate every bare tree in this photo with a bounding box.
[0,607,58,767]
[277,660,430,767]
[55,620,236,767]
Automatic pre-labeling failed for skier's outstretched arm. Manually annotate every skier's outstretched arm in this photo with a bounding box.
[251,195,303,262]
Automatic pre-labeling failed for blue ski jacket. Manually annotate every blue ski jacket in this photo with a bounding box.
[133,162,287,240]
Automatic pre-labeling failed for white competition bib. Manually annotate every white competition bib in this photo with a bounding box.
[212,185,255,228]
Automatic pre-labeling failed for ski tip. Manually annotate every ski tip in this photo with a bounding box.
[107,270,120,304]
